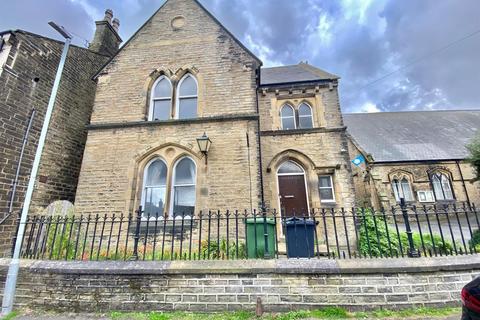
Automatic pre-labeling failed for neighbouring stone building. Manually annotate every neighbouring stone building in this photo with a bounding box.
[345,110,480,209]
[74,0,356,220]
[0,10,122,254]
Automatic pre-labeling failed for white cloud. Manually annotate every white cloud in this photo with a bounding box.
[69,0,101,21]
[359,102,381,113]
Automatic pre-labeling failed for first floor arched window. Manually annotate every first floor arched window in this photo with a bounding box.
[176,74,198,119]
[280,104,296,130]
[431,172,454,201]
[171,157,197,218]
[298,103,313,128]
[149,76,172,121]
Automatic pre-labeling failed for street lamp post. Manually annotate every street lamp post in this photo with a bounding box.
[1,22,72,316]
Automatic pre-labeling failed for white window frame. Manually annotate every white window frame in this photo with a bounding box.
[298,102,314,129]
[319,175,336,203]
[175,74,198,120]
[169,156,197,219]
[149,75,172,121]
[280,104,296,130]
[141,157,168,219]
[417,190,435,203]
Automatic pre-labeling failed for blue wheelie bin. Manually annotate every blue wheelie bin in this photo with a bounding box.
[284,217,318,258]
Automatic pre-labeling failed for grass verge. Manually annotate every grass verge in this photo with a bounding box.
[109,306,461,320]
[1,311,19,320]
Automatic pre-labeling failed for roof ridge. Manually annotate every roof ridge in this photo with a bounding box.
[5,29,109,57]
[344,109,480,115]
[93,0,262,79]
[298,62,339,79]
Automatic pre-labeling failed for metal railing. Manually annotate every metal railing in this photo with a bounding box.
[13,202,480,261]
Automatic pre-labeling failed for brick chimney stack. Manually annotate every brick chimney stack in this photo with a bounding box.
[89,9,122,57]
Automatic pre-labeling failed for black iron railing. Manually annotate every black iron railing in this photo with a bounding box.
[13,202,480,261]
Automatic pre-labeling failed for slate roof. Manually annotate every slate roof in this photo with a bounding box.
[261,62,339,86]
[344,110,480,163]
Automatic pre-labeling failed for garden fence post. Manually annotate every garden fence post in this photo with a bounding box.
[400,198,419,258]
[132,206,142,260]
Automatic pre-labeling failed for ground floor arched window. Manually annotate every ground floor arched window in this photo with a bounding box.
[141,156,197,218]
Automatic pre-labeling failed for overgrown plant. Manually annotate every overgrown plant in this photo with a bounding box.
[358,208,454,257]
[467,132,480,182]
[201,239,247,259]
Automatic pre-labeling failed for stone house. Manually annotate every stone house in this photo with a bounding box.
[74,0,356,219]
[345,110,480,209]
[0,10,122,254]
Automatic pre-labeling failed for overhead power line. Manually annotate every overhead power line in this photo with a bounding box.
[351,27,480,93]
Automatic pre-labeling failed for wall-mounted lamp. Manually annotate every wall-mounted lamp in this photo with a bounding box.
[196,132,212,165]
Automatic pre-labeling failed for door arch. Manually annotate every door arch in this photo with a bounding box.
[277,160,309,217]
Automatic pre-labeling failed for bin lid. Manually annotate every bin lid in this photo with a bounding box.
[283,217,318,226]
[245,217,275,225]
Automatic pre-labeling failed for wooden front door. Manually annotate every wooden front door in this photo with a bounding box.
[278,175,309,217]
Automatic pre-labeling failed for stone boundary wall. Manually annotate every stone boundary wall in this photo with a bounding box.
[0,256,478,313]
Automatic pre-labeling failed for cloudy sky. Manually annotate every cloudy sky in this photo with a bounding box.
[1,0,479,113]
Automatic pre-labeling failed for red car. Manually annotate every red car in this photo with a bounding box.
[462,277,480,320]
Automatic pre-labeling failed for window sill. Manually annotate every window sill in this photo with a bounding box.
[320,201,337,208]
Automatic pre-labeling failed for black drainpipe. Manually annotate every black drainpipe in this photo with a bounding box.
[456,160,471,207]
[255,66,265,209]
[1,108,36,225]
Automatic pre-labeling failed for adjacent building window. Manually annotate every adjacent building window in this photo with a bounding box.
[298,103,313,129]
[176,74,198,119]
[171,157,196,218]
[391,178,414,202]
[431,172,454,201]
[280,104,296,130]
[142,158,168,217]
[148,73,198,121]
[149,76,172,121]
[319,175,335,203]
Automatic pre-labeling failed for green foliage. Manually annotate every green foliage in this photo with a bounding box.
[46,215,79,260]
[358,209,455,257]
[0,311,19,320]
[467,132,480,182]
[310,307,349,319]
[107,306,461,320]
[200,239,247,260]
[469,229,480,251]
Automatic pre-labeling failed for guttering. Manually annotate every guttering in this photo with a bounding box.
[372,158,466,165]
[259,79,335,89]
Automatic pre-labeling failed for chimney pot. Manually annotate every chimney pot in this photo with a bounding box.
[104,9,113,23]
[112,18,120,32]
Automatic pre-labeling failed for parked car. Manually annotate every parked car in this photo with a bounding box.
[462,277,480,320]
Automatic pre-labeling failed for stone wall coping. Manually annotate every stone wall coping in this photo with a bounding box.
[1,255,478,275]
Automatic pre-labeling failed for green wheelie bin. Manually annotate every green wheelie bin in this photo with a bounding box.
[245,218,276,258]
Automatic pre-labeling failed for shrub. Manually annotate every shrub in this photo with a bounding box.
[358,209,455,257]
